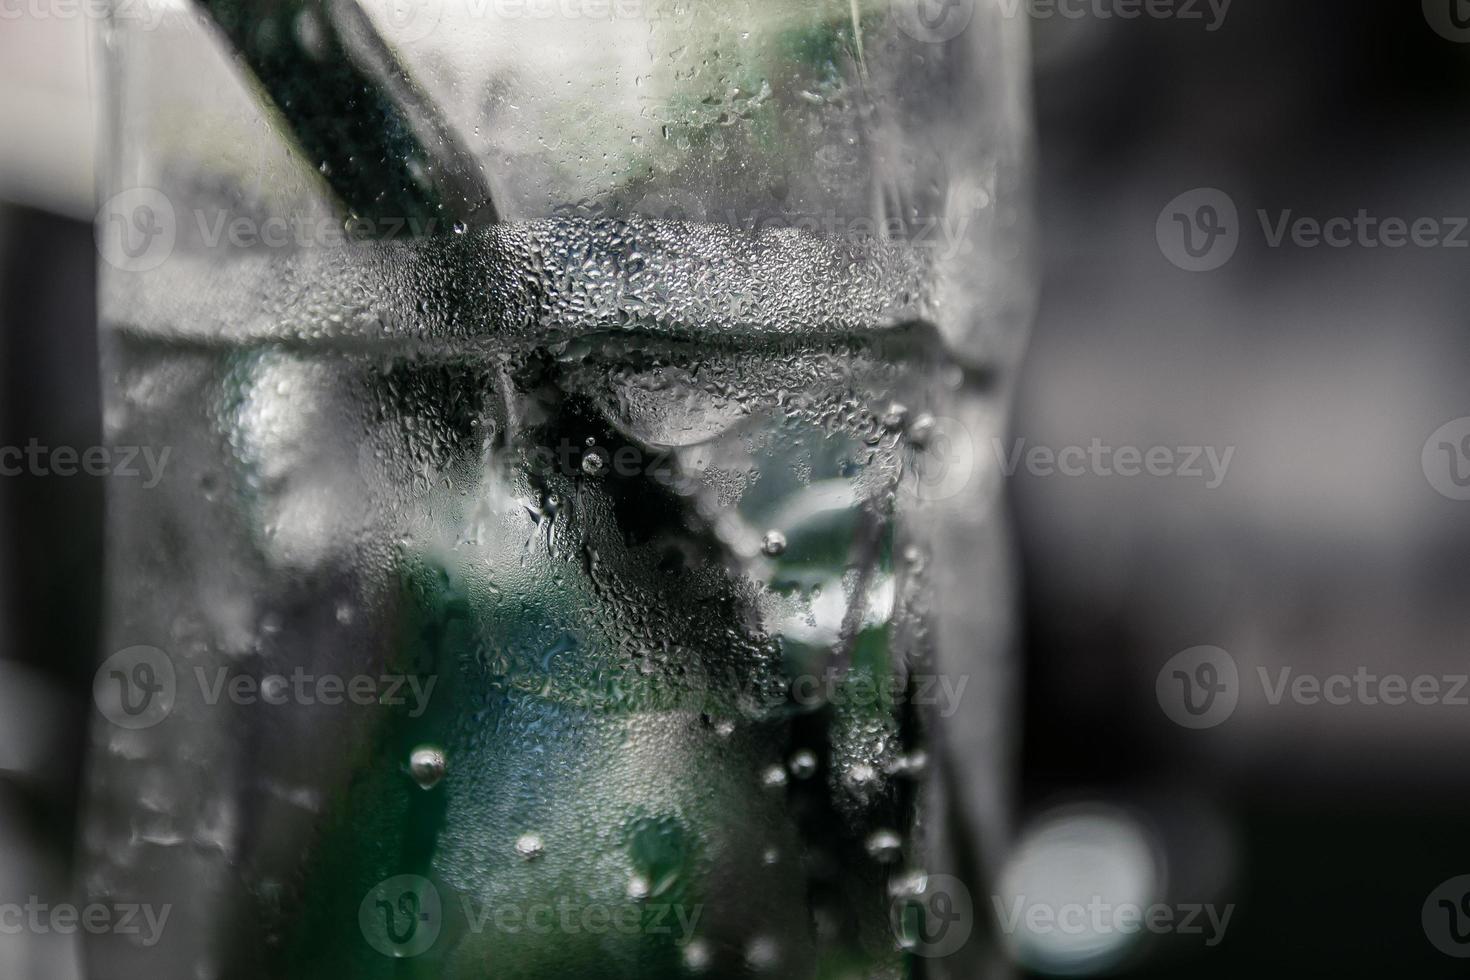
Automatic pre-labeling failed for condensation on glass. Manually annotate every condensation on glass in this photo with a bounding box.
[85,2,1032,978]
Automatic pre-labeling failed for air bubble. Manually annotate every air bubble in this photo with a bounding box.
[888,750,929,778]
[683,939,712,972]
[907,413,937,447]
[407,745,447,790]
[745,936,780,971]
[788,749,817,779]
[582,448,609,478]
[515,833,545,860]
[865,829,903,863]
[888,870,928,899]
[760,530,787,557]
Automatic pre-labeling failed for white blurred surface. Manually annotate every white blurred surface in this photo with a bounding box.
[0,14,96,217]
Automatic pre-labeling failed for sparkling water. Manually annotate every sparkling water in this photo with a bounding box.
[84,217,984,979]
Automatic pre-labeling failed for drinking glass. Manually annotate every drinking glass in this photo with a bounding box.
[85,2,1032,977]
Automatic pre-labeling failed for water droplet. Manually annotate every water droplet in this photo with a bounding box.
[617,875,646,905]
[760,764,788,790]
[407,745,447,790]
[627,874,651,901]
[515,833,545,860]
[582,448,609,477]
[865,829,903,863]
[760,530,787,557]
[788,749,817,780]
[907,413,937,447]
[713,718,736,739]
[745,936,780,971]
[334,601,355,625]
[682,939,712,972]
[888,750,929,778]
[889,870,928,899]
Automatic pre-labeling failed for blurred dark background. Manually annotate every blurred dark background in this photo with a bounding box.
[4,1,1470,976]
